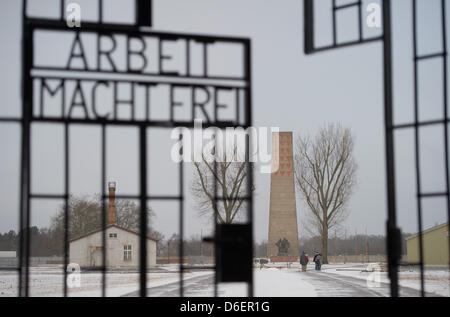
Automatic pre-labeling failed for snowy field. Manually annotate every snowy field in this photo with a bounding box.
[0,263,448,297]
[0,266,212,297]
[323,263,450,297]
[211,263,449,297]
[218,268,317,297]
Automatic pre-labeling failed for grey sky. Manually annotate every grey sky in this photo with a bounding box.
[0,0,449,243]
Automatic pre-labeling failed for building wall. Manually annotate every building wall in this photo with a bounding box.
[69,226,156,268]
[406,224,449,265]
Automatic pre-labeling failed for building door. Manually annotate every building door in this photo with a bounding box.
[90,247,103,268]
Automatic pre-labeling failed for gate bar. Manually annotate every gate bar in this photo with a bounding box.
[19,0,33,297]
[412,0,425,296]
[440,0,450,282]
[382,0,400,298]
[139,126,148,297]
[63,124,70,296]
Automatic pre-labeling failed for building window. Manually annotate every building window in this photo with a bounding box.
[124,245,132,261]
[109,233,117,238]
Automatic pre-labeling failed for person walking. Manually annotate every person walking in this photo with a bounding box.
[313,252,318,270]
[313,252,322,271]
[300,251,309,272]
[315,252,322,271]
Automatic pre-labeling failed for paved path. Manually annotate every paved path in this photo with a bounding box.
[123,269,440,297]
[124,274,214,297]
[297,270,438,297]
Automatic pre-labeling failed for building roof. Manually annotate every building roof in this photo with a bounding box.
[69,224,159,243]
[405,222,449,241]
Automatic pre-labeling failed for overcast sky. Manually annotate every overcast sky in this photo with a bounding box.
[0,0,449,244]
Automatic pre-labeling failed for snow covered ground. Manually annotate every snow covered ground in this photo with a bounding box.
[0,266,317,297]
[323,263,450,297]
[212,263,449,297]
[211,268,317,297]
[0,263,448,297]
[0,266,212,297]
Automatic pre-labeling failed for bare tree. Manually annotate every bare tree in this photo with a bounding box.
[51,195,159,240]
[294,124,357,264]
[192,147,253,224]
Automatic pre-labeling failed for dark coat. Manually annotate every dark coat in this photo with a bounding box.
[300,254,308,265]
[315,254,322,265]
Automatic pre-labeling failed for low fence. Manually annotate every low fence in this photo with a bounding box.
[187,256,214,265]
[0,256,64,267]
[327,255,387,263]
[327,255,409,263]
[156,256,188,265]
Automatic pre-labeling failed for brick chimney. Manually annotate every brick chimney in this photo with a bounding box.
[108,182,117,225]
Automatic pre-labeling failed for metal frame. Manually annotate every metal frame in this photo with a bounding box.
[0,0,254,297]
[304,0,450,297]
[410,0,450,297]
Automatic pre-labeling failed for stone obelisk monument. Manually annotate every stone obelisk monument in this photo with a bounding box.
[268,132,299,262]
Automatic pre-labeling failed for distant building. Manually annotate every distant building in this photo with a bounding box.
[69,182,157,268]
[406,223,449,266]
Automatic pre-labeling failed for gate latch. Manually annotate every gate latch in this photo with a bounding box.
[204,224,252,283]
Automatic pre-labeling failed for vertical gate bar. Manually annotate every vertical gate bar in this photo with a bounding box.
[382,0,399,297]
[213,158,218,297]
[246,139,254,297]
[60,0,64,21]
[139,126,148,297]
[358,0,363,42]
[20,0,32,296]
[186,40,191,78]
[304,0,314,54]
[25,144,31,297]
[136,0,152,27]
[412,0,426,297]
[203,44,208,78]
[440,0,450,276]
[63,124,70,297]
[18,133,24,297]
[101,125,106,297]
[99,0,103,24]
[332,0,337,46]
[245,39,252,130]
[179,134,184,297]
[18,0,26,297]
[245,39,253,297]
[18,148,23,297]
[211,34,220,296]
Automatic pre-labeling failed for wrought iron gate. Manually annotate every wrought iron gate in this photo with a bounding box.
[0,0,254,297]
[304,0,450,297]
